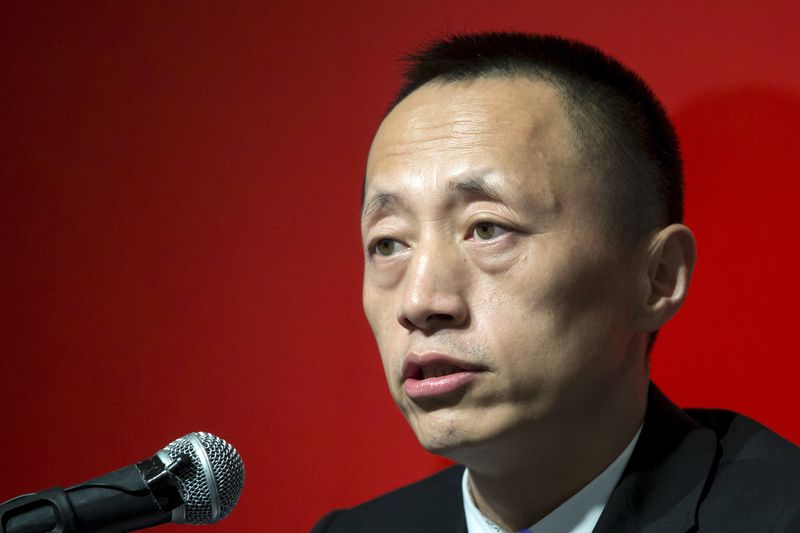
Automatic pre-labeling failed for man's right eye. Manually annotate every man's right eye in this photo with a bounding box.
[373,238,403,257]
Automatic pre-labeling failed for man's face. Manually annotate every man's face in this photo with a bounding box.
[361,77,647,459]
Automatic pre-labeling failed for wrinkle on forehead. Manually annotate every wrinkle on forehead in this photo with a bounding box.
[364,77,590,224]
[372,112,500,163]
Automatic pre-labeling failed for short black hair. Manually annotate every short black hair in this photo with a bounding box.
[388,32,683,247]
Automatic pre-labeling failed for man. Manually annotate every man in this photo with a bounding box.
[313,33,800,532]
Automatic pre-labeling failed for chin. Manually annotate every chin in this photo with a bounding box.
[416,433,472,458]
[407,402,549,466]
[417,431,507,467]
[409,411,499,459]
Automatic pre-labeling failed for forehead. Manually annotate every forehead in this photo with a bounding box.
[364,77,585,210]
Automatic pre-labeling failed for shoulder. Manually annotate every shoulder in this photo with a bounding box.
[310,465,465,533]
[686,407,800,471]
[686,408,800,528]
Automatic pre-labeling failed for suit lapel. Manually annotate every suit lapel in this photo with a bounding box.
[592,384,718,533]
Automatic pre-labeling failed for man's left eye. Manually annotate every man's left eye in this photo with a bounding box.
[471,222,508,240]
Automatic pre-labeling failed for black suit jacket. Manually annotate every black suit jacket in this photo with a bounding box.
[312,384,800,532]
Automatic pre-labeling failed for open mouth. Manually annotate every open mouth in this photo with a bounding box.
[401,354,484,400]
[410,362,467,380]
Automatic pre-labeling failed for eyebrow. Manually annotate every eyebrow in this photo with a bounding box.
[361,190,401,221]
[447,174,505,204]
[361,173,509,224]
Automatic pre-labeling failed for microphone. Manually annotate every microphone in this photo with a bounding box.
[0,432,244,533]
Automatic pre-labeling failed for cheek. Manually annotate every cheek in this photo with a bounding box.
[362,259,408,340]
[363,275,395,329]
[363,284,403,370]
[473,244,629,373]
[364,253,409,290]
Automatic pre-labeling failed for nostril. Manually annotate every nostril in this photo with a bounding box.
[399,315,418,331]
[398,313,454,331]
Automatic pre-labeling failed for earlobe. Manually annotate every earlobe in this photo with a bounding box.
[636,224,697,331]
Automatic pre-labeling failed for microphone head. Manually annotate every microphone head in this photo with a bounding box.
[157,432,244,524]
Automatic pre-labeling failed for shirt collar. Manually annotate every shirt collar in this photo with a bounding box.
[462,426,642,533]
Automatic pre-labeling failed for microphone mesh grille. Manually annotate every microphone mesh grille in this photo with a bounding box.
[162,432,245,524]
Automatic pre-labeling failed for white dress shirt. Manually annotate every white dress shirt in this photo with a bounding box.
[462,427,642,533]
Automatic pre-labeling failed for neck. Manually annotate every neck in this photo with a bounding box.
[461,379,648,531]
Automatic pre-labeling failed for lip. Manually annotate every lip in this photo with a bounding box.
[401,352,485,400]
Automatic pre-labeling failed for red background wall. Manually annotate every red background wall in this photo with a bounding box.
[2,2,798,531]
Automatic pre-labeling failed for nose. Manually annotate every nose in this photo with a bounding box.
[397,239,469,333]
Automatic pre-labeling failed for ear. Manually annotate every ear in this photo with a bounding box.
[635,224,697,332]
